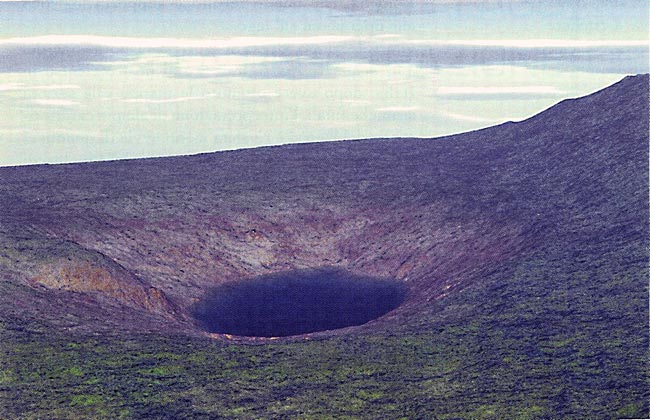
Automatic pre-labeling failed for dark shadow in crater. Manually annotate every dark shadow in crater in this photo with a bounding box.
[192,267,407,337]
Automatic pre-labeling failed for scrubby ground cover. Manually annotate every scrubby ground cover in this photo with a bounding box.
[2,245,647,419]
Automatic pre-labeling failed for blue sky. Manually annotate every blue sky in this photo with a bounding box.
[0,0,648,166]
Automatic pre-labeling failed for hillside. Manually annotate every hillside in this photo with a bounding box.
[0,74,648,418]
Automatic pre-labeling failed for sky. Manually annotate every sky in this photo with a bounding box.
[0,0,648,166]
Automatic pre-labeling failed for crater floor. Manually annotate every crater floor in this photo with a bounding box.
[192,267,407,337]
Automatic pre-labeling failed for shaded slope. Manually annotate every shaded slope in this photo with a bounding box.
[0,75,647,418]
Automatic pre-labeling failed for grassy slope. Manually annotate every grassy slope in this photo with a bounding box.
[0,75,648,419]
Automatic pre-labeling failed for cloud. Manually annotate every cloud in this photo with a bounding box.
[174,55,283,76]
[121,94,217,104]
[0,45,116,73]
[0,0,528,6]
[437,86,562,94]
[168,57,334,80]
[403,39,648,48]
[242,91,281,102]
[244,91,279,98]
[0,128,104,138]
[436,85,566,100]
[3,34,645,52]
[376,106,422,113]
[342,99,372,105]
[29,99,81,107]
[231,59,332,79]
[0,0,526,2]
[0,83,81,91]
[441,111,505,123]
[0,35,647,76]
[211,0,528,15]
[129,114,174,120]
[0,35,354,49]
[129,114,174,121]
[243,42,647,75]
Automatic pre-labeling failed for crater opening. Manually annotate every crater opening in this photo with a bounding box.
[192,267,407,337]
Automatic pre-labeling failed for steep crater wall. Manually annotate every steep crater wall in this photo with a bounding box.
[36,200,528,337]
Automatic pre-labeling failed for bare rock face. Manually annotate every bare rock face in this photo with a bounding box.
[1,236,181,326]
[31,259,178,318]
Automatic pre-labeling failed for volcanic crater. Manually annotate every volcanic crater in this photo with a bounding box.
[192,267,407,337]
[0,74,647,342]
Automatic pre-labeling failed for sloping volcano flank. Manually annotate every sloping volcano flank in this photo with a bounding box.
[0,75,647,339]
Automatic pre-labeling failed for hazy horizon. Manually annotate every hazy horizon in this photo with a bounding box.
[1,0,648,166]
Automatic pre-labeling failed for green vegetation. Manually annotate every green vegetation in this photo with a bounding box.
[1,239,647,419]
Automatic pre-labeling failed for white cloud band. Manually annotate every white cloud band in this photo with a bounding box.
[1,34,646,50]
